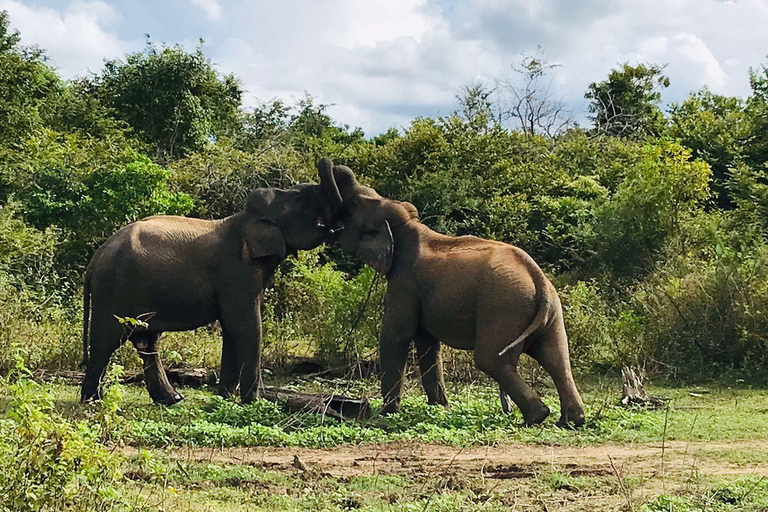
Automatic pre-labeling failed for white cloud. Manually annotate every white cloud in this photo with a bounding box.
[2,0,768,133]
[0,0,124,77]
[191,0,222,22]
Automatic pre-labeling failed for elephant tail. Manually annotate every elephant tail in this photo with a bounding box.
[498,269,553,357]
[81,271,91,368]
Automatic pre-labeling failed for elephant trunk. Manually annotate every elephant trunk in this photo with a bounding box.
[332,164,365,198]
[318,157,342,215]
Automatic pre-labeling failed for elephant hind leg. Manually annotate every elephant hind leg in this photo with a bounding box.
[414,330,448,407]
[474,344,550,426]
[131,332,183,406]
[81,318,123,402]
[526,319,585,427]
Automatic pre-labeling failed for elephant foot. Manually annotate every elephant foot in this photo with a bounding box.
[379,402,401,416]
[81,392,100,404]
[557,405,586,428]
[150,387,184,406]
[522,402,550,426]
[217,385,238,400]
[427,396,449,408]
[80,386,100,403]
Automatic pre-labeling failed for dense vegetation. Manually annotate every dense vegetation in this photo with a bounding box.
[1,9,767,381]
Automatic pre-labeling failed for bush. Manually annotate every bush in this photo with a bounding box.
[635,237,768,378]
[0,351,122,511]
[1,129,194,272]
[171,141,315,218]
[264,249,384,365]
[586,140,711,279]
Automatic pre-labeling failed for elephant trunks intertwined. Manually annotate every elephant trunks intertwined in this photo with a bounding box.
[80,165,341,405]
[319,158,586,426]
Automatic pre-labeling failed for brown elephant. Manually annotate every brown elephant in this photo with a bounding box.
[320,158,585,426]
[81,165,340,405]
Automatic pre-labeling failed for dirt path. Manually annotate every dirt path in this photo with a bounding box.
[126,440,768,481]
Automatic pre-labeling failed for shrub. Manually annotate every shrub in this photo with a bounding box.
[0,350,122,511]
[264,249,384,365]
[1,129,194,272]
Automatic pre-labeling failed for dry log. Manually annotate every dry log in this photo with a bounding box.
[261,386,370,421]
[31,368,370,421]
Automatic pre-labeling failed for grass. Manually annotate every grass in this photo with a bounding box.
[3,372,768,511]
[41,376,768,449]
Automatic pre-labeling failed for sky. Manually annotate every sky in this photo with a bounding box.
[2,0,767,135]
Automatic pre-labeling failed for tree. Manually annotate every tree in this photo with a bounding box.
[0,11,61,146]
[585,63,670,138]
[456,82,494,130]
[496,50,574,137]
[745,61,768,168]
[668,89,748,208]
[92,40,242,161]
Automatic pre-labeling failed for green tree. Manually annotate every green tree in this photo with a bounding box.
[588,141,711,278]
[0,11,61,146]
[668,89,748,207]
[1,130,194,270]
[585,63,670,138]
[92,40,242,161]
[745,61,768,168]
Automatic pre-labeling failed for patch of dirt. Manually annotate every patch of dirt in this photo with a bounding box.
[124,439,768,482]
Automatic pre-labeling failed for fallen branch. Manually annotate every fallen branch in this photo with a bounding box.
[31,368,370,421]
[261,387,370,421]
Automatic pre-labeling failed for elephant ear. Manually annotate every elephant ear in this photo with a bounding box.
[241,218,286,262]
[357,220,394,275]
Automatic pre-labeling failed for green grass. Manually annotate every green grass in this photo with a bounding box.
[42,377,768,449]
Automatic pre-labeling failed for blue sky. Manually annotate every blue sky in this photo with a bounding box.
[2,0,767,135]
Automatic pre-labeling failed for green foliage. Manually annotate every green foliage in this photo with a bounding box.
[0,11,61,146]
[92,40,242,161]
[265,250,384,365]
[1,129,194,268]
[587,141,711,278]
[727,162,768,234]
[642,477,768,512]
[668,89,749,207]
[635,234,768,377]
[585,62,670,138]
[0,351,122,511]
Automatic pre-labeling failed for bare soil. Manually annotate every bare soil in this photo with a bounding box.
[126,439,768,481]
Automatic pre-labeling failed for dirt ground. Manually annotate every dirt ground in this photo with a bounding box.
[126,439,768,482]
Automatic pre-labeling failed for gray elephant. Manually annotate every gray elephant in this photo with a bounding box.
[320,158,585,426]
[81,165,340,405]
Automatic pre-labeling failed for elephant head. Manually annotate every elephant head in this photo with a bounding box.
[317,157,418,275]
[240,164,341,261]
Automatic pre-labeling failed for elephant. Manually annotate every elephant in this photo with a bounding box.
[80,164,340,405]
[320,158,585,426]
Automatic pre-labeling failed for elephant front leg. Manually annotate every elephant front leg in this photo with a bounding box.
[132,333,183,405]
[378,294,419,415]
[217,327,239,398]
[221,297,263,405]
[414,330,448,407]
[379,336,411,415]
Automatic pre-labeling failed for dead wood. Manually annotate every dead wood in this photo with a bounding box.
[620,366,669,407]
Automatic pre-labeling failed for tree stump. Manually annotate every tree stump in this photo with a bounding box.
[620,366,668,407]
